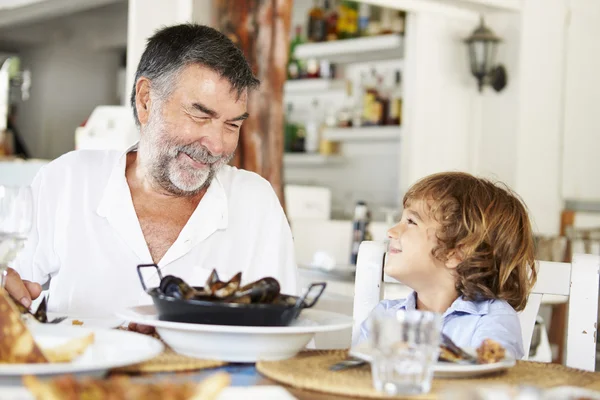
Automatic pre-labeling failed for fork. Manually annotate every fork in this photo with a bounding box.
[329,357,368,371]
[47,316,68,324]
[440,333,478,364]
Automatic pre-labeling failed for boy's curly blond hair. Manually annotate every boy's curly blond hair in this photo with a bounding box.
[404,172,536,311]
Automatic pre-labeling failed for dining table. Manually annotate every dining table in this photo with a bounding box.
[104,349,600,400]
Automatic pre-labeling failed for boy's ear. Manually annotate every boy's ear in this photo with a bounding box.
[445,248,464,270]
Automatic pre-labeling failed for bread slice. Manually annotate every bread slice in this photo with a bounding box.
[0,288,48,364]
[23,372,231,400]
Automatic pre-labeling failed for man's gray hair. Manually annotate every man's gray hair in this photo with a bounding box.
[130,23,260,126]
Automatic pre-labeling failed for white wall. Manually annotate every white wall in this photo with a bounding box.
[561,0,600,202]
[16,46,122,159]
[477,12,521,189]
[11,4,127,159]
[400,10,477,192]
[514,0,569,235]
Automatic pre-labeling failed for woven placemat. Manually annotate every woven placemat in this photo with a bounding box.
[111,347,226,374]
[257,350,600,399]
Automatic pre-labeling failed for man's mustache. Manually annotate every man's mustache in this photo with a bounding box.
[176,144,223,165]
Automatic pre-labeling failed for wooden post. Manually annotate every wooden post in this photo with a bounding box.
[214,0,292,207]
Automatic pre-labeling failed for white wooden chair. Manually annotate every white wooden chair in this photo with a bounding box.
[352,241,600,371]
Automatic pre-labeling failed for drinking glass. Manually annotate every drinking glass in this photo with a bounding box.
[0,185,33,287]
[369,310,442,396]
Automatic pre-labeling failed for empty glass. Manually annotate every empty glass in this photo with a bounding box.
[369,310,442,396]
[0,185,33,287]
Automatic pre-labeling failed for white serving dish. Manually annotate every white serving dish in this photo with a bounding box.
[117,305,353,362]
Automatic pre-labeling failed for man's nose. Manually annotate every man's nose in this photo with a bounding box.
[200,123,225,156]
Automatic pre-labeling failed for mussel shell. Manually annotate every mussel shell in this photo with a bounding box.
[159,275,197,300]
[226,277,280,304]
[212,272,242,299]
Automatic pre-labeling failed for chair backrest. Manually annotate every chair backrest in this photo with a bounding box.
[352,243,599,371]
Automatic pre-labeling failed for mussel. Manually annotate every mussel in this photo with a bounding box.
[206,271,242,298]
[158,270,281,305]
[225,277,280,304]
[159,275,199,300]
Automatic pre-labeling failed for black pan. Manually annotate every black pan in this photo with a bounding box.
[137,264,327,327]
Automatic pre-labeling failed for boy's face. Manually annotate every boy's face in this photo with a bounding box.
[385,199,451,288]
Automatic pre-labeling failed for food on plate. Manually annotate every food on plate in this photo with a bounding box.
[476,338,506,364]
[72,320,84,326]
[0,288,95,364]
[438,345,463,363]
[438,336,506,364]
[43,333,95,363]
[159,269,294,306]
[0,288,48,363]
[23,371,231,400]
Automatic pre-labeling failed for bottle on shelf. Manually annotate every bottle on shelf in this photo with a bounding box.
[307,0,326,42]
[284,103,298,153]
[391,11,406,35]
[336,80,354,127]
[337,0,358,39]
[305,58,320,79]
[387,70,402,126]
[380,8,394,35]
[352,72,366,127]
[287,25,305,80]
[320,107,340,155]
[350,201,371,266]
[324,0,339,41]
[376,74,389,126]
[358,3,370,37]
[362,68,379,126]
[304,98,322,153]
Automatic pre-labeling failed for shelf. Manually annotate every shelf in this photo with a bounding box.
[283,153,344,166]
[294,34,403,64]
[322,126,401,141]
[284,79,345,94]
[357,0,520,18]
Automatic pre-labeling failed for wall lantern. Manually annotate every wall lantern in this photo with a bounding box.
[464,17,507,93]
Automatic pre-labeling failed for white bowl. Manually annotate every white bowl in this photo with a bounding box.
[116,306,353,362]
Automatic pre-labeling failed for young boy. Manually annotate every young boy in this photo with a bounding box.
[357,172,537,359]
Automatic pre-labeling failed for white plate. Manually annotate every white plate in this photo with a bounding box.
[350,343,516,379]
[45,312,125,329]
[0,385,297,400]
[0,324,163,385]
[116,305,353,362]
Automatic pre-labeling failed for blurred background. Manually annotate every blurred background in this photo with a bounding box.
[0,0,598,368]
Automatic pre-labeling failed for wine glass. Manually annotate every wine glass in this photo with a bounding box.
[0,185,33,287]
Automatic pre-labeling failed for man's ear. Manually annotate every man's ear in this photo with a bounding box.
[445,247,464,270]
[135,77,152,126]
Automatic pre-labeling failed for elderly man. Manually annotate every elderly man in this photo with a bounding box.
[6,24,298,322]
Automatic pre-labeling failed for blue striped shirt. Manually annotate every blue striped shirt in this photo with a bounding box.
[356,291,524,359]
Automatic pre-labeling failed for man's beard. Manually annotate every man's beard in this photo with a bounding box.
[139,113,234,196]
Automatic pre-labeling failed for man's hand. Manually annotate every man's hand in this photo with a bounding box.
[127,322,156,335]
[3,268,42,308]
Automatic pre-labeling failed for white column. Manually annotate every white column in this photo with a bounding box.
[561,0,600,202]
[125,0,213,106]
[400,10,478,193]
[513,0,569,235]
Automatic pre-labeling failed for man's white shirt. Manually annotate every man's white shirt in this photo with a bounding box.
[11,147,298,317]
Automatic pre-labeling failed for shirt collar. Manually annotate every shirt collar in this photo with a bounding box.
[397,291,490,317]
[96,142,137,218]
[95,142,230,265]
[97,142,229,225]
